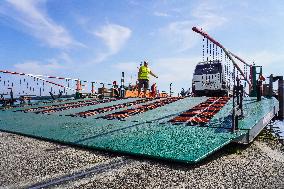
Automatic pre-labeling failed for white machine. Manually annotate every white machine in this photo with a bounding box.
[192,60,230,97]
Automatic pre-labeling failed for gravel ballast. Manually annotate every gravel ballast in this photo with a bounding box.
[0,131,115,188]
[0,131,284,189]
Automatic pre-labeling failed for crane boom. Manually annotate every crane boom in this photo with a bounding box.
[192,26,252,86]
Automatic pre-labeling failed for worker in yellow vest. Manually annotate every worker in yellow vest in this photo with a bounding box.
[138,61,158,97]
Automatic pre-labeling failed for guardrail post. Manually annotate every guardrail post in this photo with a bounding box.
[240,84,244,117]
[170,83,172,97]
[257,79,262,101]
[232,84,236,132]
[279,76,284,119]
[268,74,273,98]
[91,82,95,94]
[120,72,125,98]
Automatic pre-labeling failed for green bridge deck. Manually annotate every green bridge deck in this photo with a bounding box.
[0,97,279,163]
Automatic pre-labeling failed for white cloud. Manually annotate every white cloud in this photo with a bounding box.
[248,51,284,67]
[192,2,227,30]
[13,51,74,75]
[154,11,170,17]
[161,1,227,52]
[113,61,139,72]
[236,50,284,76]
[1,0,82,48]
[163,21,199,52]
[152,57,200,83]
[14,60,63,75]
[73,17,132,64]
[58,52,73,64]
[95,24,132,57]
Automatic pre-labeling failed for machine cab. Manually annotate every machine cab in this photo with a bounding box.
[192,60,229,96]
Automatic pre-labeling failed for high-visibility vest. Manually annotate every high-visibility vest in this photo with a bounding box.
[138,66,151,80]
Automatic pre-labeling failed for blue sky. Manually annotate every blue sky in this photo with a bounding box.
[1,0,284,95]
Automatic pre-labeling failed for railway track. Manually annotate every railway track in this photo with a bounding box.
[22,98,117,114]
[103,97,183,120]
[169,97,230,125]
[73,98,157,118]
